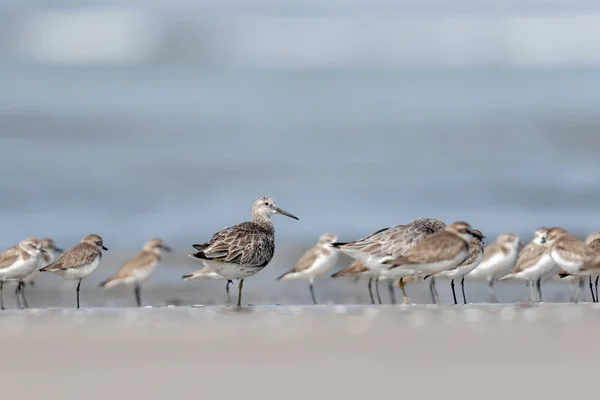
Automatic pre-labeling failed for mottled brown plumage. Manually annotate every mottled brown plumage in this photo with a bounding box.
[332,218,447,263]
[386,222,479,269]
[190,196,298,307]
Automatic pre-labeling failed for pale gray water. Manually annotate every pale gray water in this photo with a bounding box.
[3,66,600,250]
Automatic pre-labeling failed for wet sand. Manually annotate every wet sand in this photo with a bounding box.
[3,304,598,400]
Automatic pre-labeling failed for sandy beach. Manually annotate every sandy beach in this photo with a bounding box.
[3,304,598,400]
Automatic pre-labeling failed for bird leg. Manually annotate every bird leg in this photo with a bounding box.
[0,281,4,310]
[528,280,535,303]
[375,278,382,304]
[398,278,408,304]
[487,277,498,303]
[309,279,317,305]
[535,278,542,303]
[451,279,457,305]
[429,277,439,305]
[368,278,375,304]
[461,277,467,305]
[589,276,596,303]
[15,282,22,309]
[19,281,28,308]
[236,279,244,307]
[226,280,233,305]
[76,279,82,309]
[387,281,396,304]
[134,284,142,307]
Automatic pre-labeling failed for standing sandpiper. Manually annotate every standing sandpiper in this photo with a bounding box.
[40,234,107,309]
[277,233,339,304]
[99,238,171,307]
[0,238,46,309]
[190,196,298,307]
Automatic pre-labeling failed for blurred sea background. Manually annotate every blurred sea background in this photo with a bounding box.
[2,0,600,305]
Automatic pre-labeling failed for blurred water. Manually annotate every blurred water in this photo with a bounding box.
[3,65,600,252]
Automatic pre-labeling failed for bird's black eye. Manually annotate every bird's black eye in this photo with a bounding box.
[264,202,269,206]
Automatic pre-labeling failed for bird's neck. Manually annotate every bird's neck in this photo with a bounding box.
[252,213,274,232]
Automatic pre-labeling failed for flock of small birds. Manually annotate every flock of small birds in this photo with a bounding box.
[1,196,599,309]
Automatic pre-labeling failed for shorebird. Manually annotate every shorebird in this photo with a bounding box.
[547,227,600,303]
[0,238,45,309]
[384,222,483,303]
[18,238,63,307]
[182,267,233,304]
[584,232,600,301]
[99,238,171,307]
[40,234,108,308]
[190,196,298,307]
[467,233,520,302]
[432,230,484,304]
[277,233,339,304]
[330,260,380,304]
[499,228,554,302]
[331,218,447,304]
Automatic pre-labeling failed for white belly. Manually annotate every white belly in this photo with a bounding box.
[512,254,556,280]
[380,267,418,280]
[469,250,517,280]
[283,253,340,281]
[394,250,467,275]
[436,253,483,279]
[203,260,263,280]
[132,262,157,283]
[0,255,41,281]
[56,257,101,280]
[550,250,584,274]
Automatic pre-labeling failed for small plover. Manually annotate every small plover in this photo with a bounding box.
[0,238,45,309]
[99,238,171,307]
[190,196,298,307]
[467,233,520,302]
[384,221,482,276]
[40,234,107,309]
[499,228,554,302]
[331,218,447,303]
[277,233,339,304]
[433,231,484,304]
[182,267,233,304]
[23,238,63,287]
[584,232,600,302]
[547,227,600,303]
[330,260,380,304]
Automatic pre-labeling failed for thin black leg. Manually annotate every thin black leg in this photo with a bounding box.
[451,279,457,305]
[309,281,317,305]
[535,278,542,303]
[237,279,244,307]
[15,282,22,309]
[375,278,382,304]
[226,280,232,304]
[595,276,599,303]
[134,284,141,307]
[461,277,467,305]
[368,278,375,304]
[20,282,28,308]
[76,279,82,309]
[387,281,396,304]
[590,276,596,303]
[0,281,4,310]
